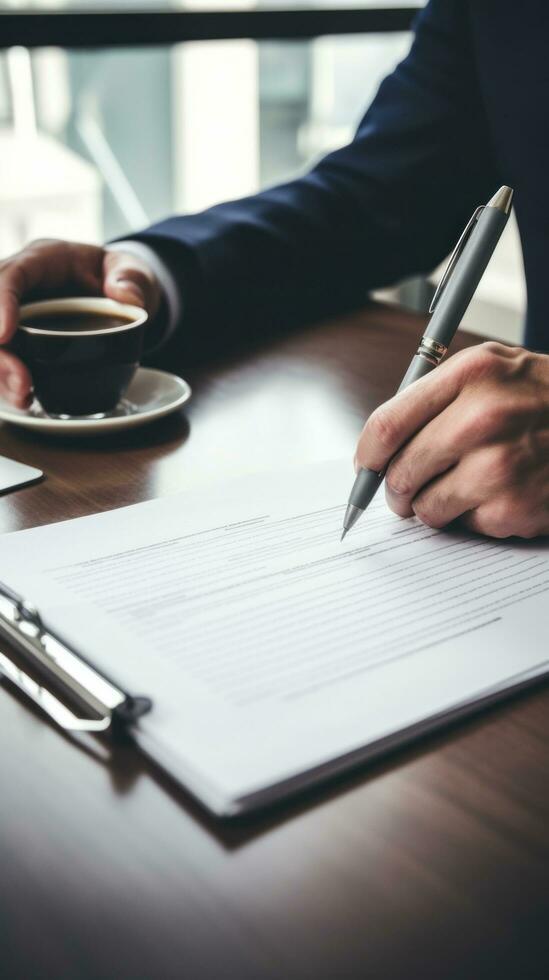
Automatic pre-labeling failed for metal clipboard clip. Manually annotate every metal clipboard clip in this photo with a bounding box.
[429,206,484,313]
[0,581,151,733]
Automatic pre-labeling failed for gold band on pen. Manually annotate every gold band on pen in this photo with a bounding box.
[416,335,448,366]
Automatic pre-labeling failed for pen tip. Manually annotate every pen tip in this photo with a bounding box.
[340,529,347,542]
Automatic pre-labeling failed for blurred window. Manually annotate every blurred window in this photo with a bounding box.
[0,30,413,243]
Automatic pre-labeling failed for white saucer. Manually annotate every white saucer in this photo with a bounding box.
[0,368,191,437]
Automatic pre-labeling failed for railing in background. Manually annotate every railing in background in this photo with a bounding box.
[0,7,420,49]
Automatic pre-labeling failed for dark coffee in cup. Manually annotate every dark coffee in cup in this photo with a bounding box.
[16,298,148,418]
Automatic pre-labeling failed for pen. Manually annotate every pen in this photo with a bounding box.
[341,184,514,541]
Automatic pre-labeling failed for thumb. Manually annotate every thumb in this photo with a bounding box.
[102,249,160,317]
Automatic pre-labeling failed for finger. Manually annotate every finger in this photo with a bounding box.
[401,438,537,528]
[0,245,69,341]
[0,350,33,408]
[0,241,103,343]
[407,454,487,530]
[355,342,513,474]
[103,251,160,318]
[460,504,510,539]
[460,493,542,540]
[356,357,464,473]
[0,262,26,343]
[385,412,459,518]
[384,395,492,518]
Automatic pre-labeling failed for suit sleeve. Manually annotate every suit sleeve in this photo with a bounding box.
[129,0,501,363]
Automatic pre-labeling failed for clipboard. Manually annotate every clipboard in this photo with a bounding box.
[1,454,548,821]
[0,581,151,734]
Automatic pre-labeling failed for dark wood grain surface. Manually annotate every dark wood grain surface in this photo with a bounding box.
[1,303,548,980]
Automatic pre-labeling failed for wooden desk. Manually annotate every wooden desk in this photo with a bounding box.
[1,304,548,980]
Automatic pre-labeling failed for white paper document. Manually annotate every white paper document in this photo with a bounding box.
[2,460,548,815]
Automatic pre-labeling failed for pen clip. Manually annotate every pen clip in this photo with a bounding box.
[429,206,484,313]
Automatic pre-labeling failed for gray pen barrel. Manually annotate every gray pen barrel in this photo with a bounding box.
[348,466,384,510]
[427,205,508,347]
[344,197,510,528]
[397,351,437,392]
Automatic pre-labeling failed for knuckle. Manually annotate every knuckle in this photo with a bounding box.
[462,342,505,380]
[109,249,152,278]
[26,238,45,251]
[465,394,510,441]
[366,405,400,454]
[412,491,447,529]
[384,482,414,518]
[490,507,516,538]
[0,251,21,276]
[477,495,523,538]
[0,239,55,273]
[112,261,141,281]
[490,444,519,485]
[515,522,538,540]
[484,443,521,485]
[386,457,411,496]
[480,341,509,358]
[465,509,498,538]
[0,259,24,294]
[128,267,152,290]
[27,237,57,252]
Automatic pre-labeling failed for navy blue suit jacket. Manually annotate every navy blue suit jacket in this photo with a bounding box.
[135,0,549,357]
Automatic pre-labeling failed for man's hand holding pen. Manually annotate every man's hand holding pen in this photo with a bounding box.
[340,187,538,541]
[355,341,549,539]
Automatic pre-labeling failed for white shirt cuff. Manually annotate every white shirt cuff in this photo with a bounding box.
[107,239,182,350]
